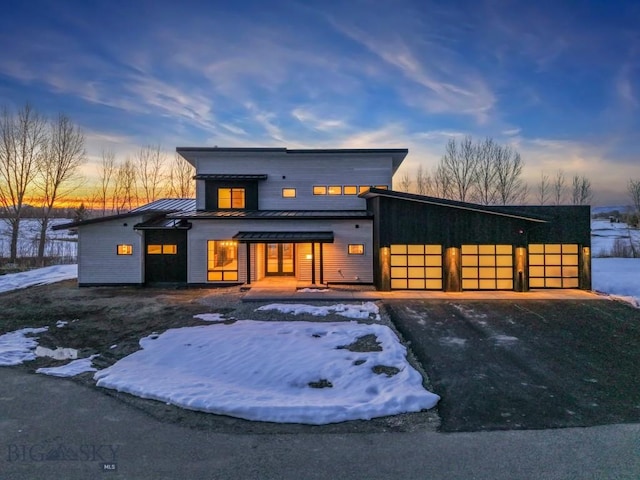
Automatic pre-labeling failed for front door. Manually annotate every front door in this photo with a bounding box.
[266,243,294,275]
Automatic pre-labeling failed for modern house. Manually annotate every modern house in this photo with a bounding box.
[54,147,591,291]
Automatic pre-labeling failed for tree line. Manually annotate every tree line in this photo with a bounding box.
[397,136,596,206]
[0,103,194,265]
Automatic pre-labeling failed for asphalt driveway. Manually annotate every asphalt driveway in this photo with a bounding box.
[384,298,640,432]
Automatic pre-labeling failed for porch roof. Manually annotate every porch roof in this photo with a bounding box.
[232,231,334,243]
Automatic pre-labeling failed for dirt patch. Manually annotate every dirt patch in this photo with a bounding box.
[1,281,440,434]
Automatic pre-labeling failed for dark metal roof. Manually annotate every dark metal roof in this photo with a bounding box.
[233,231,334,243]
[169,210,372,220]
[134,217,192,230]
[360,188,548,223]
[52,199,196,230]
[193,174,268,180]
[131,198,196,212]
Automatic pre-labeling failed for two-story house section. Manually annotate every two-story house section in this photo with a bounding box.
[169,147,408,286]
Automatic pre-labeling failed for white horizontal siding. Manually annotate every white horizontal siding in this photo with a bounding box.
[77,218,144,284]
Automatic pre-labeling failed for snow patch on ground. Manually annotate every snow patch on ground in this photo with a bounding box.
[257,302,381,321]
[439,337,467,347]
[35,346,78,360]
[592,258,640,307]
[0,327,48,366]
[194,313,227,323]
[94,320,439,424]
[36,355,99,377]
[0,264,77,294]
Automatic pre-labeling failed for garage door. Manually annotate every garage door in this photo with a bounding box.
[461,245,513,290]
[528,244,579,288]
[390,244,443,290]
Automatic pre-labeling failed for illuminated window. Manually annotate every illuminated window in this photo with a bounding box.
[343,185,357,195]
[328,185,342,195]
[282,188,296,198]
[348,244,364,255]
[162,245,177,254]
[147,245,162,254]
[358,186,370,194]
[117,244,133,255]
[375,185,388,190]
[218,188,245,209]
[207,240,239,281]
[313,186,327,195]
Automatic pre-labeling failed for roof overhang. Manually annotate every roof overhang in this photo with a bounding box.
[232,231,334,243]
[193,174,268,181]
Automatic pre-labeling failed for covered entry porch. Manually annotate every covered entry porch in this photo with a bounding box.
[232,231,334,286]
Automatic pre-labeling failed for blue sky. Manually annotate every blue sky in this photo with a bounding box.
[0,0,638,205]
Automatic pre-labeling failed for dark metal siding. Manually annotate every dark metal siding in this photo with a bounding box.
[144,229,188,283]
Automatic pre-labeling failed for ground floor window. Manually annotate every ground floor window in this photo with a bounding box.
[117,244,133,255]
[147,244,177,254]
[207,240,238,281]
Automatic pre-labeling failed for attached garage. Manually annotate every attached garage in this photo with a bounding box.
[362,188,591,292]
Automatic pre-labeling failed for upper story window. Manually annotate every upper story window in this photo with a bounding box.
[218,188,245,209]
[343,185,357,195]
[282,188,296,198]
[313,186,327,195]
[327,185,342,195]
[117,244,133,255]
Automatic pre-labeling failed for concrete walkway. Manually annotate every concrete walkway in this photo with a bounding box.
[1,367,638,480]
[242,278,604,302]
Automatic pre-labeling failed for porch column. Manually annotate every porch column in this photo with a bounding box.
[319,243,324,285]
[580,246,591,290]
[246,243,251,285]
[311,242,316,285]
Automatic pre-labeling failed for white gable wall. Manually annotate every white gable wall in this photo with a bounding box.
[77,217,145,285]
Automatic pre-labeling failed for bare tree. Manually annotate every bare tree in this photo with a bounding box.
[537,171,550,205]
[553,169,566,205]
[439,136,477,202]
[432,164,452,198]
[136,144,166,204]
[571,175,593,205]
[35,113,86,264]
[168,153,195,198]
[398,172,412,192]
[494,144,525,205]
[628,179,640,212]
[415,164,431,195]
[96,148,117,215]
[0,103,48,262]
[113,157,138,212]
[472,138,498,205]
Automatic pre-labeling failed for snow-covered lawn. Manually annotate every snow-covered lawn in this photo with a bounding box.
[94,319,439,424]
[0,264,77,294]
